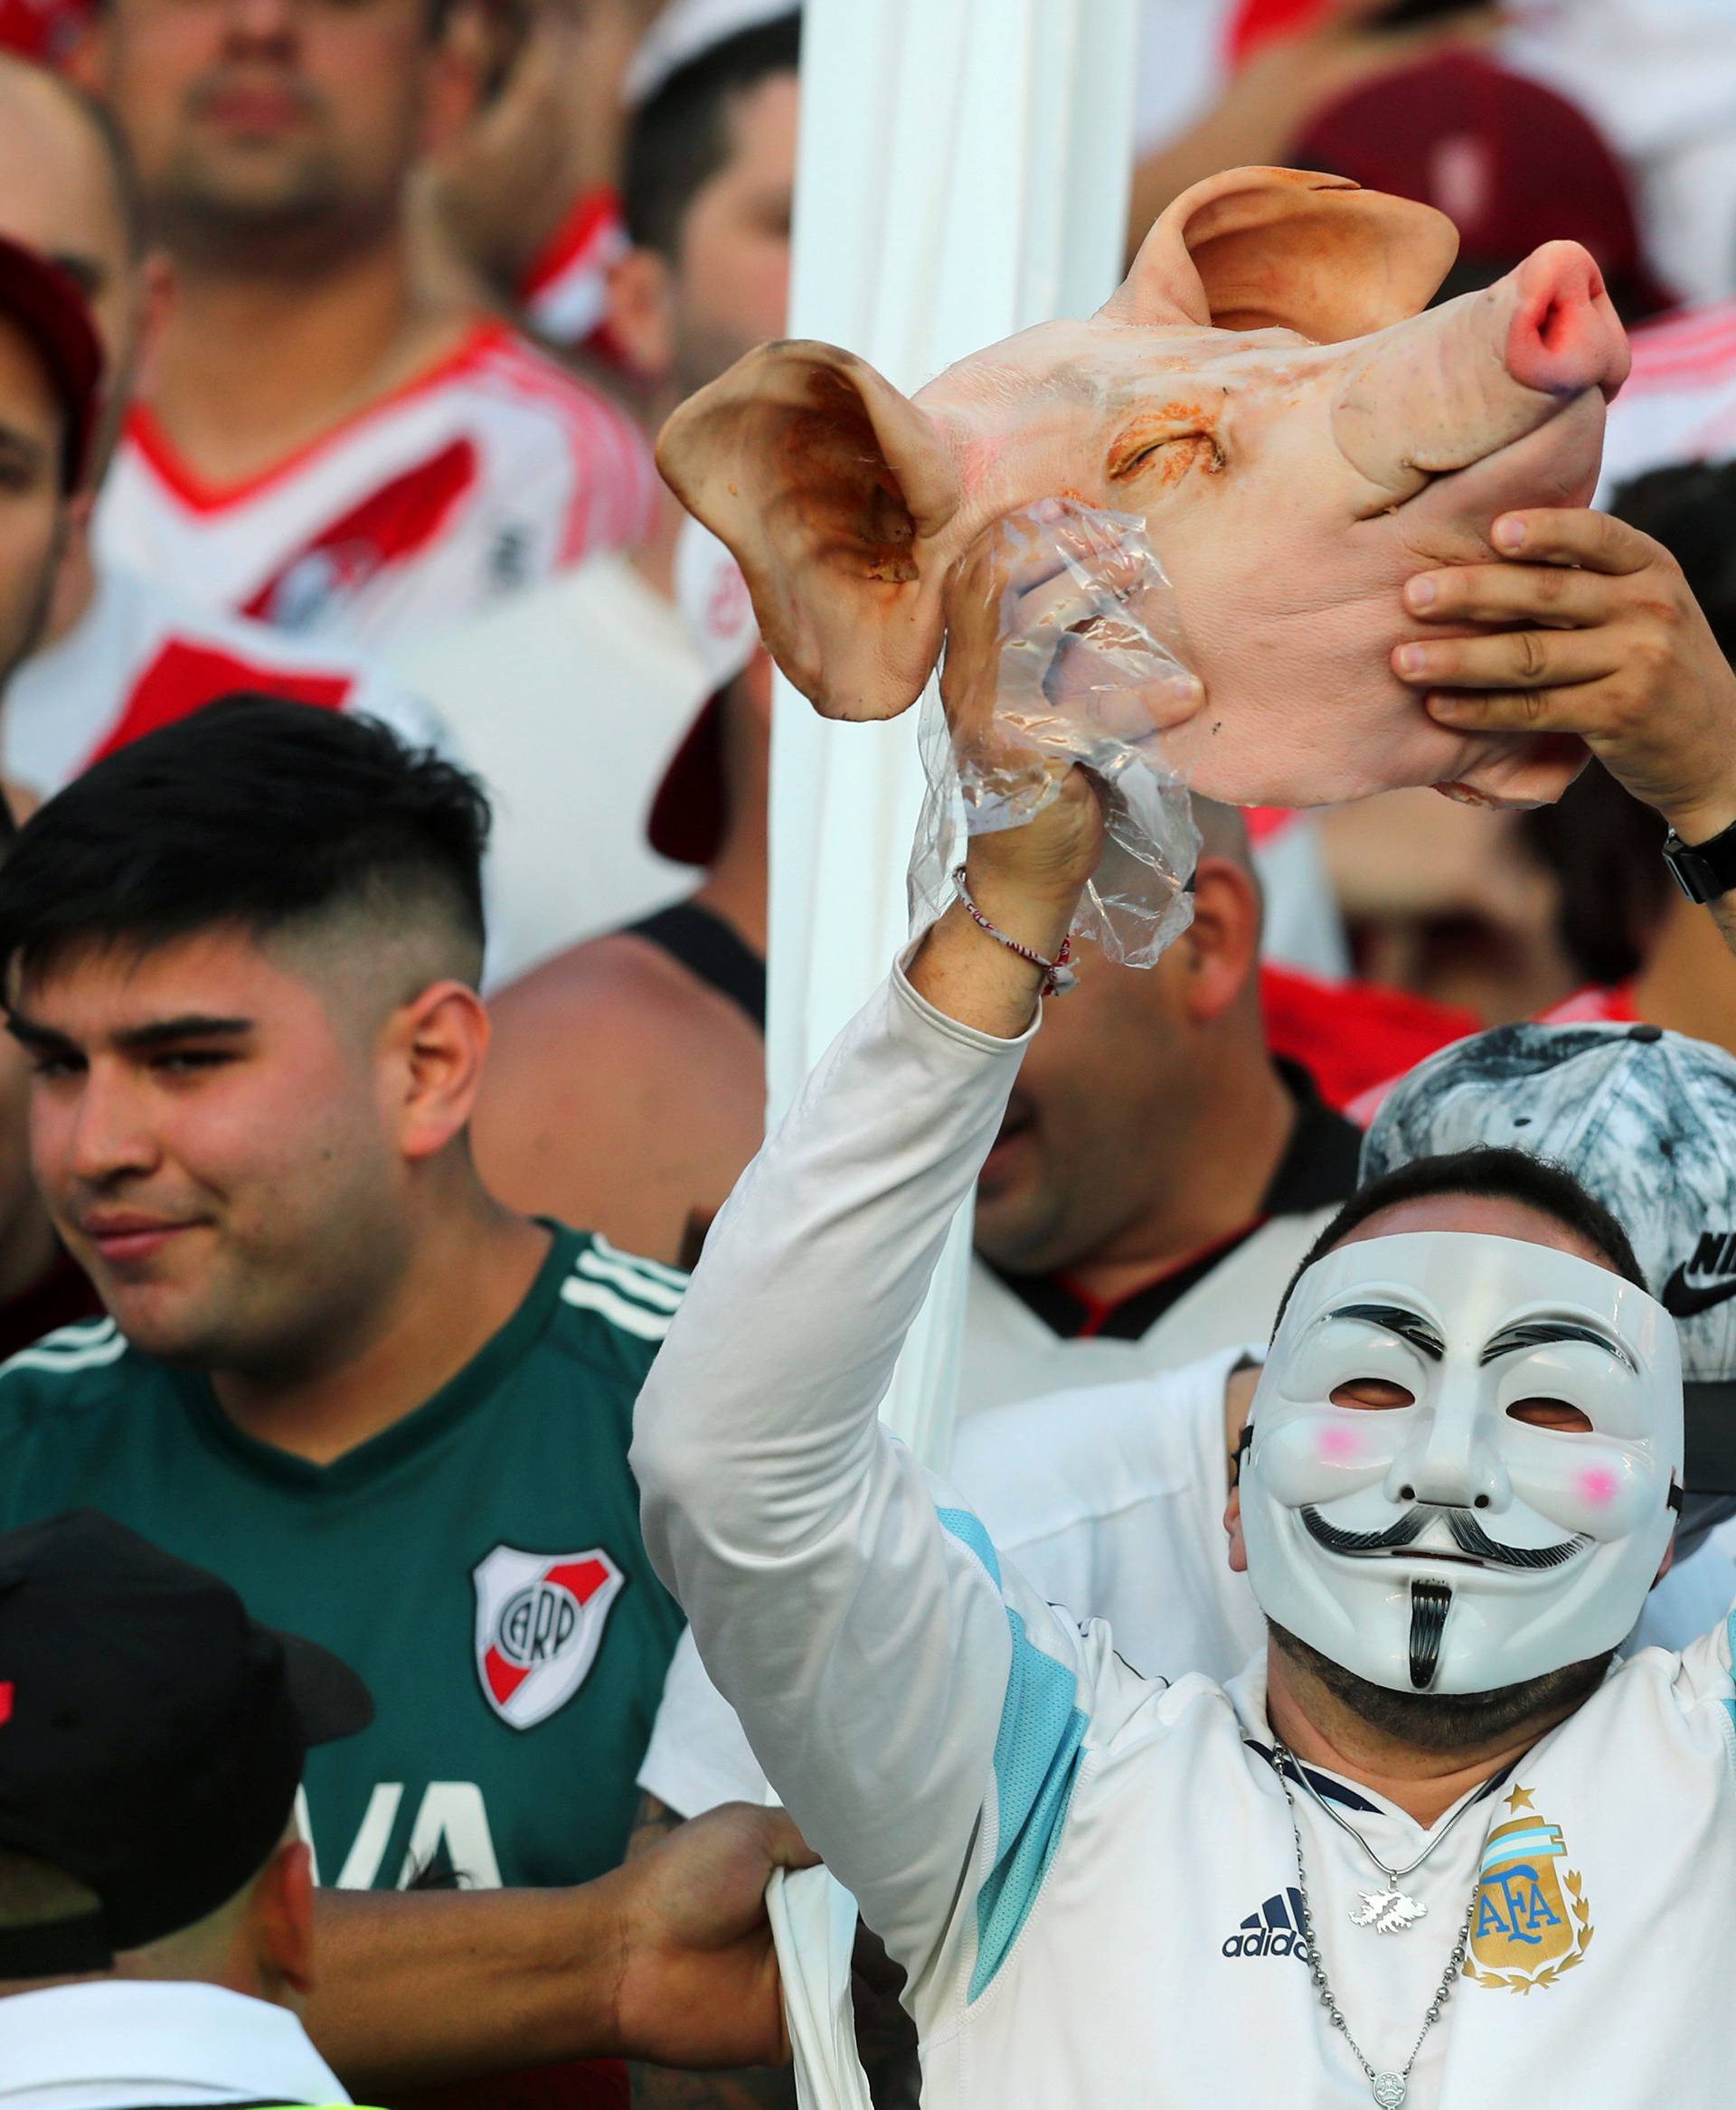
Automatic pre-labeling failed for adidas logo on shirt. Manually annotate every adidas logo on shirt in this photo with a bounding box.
[1221,1886,1312,1962]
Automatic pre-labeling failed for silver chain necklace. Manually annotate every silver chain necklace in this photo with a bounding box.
[1272,1741,1477,2110]
[1278,1741,1493,1934]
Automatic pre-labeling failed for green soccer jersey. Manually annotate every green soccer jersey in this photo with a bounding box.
[0,1227,685,1891]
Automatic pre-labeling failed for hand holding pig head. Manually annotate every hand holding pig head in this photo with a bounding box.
[658,165,1630,811]
[938,498,1201,826]
[913,498,1202,967]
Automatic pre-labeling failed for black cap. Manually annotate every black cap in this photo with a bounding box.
[0,1512,372,1978]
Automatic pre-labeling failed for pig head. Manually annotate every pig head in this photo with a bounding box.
[656,166,1631,809]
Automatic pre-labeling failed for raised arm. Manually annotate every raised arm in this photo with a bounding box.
[630,856,1088,1955]
[632,515,1130,1987]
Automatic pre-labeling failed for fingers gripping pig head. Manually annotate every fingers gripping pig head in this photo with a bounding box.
[656,167,1630,809]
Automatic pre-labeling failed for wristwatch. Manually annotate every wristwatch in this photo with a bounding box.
[1663,815,1736,905]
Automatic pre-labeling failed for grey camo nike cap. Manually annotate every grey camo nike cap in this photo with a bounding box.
[1362,1021,1736,1521]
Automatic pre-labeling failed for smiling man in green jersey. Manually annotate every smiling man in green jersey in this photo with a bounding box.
[0,696,700,2086]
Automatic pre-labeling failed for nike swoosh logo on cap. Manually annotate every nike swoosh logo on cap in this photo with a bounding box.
[1662,1265,1736,1318]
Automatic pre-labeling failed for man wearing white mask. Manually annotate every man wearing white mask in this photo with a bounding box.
[632,499,1736,2108]
[636,1010,1736,1830]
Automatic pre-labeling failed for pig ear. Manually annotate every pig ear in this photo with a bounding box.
[1101,166,1460,342]
[656,341,964,721]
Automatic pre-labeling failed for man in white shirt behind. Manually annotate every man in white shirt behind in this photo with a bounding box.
[634,498,1736,2106]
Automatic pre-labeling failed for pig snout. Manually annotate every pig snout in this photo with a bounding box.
[1504,241,1630,403]
[1331,241,1630,507]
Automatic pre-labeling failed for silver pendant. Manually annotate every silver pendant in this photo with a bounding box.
[1372,2075,1407,2108]
[1350,1885,1428,1934]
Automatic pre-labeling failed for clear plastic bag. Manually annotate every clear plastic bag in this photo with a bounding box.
[910,498,1202,969]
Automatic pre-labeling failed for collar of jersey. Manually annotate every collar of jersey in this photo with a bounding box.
[175,1221,577,1492]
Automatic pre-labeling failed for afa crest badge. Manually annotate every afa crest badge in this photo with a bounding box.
[472,1544,625,1731]
[1465,1786,1594,1993]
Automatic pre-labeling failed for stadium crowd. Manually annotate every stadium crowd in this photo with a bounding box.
[3,0,1736,2105]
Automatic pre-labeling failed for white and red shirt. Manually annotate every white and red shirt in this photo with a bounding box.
[3,565,445,798]
[519,187,633,364]
[96,320,657,655]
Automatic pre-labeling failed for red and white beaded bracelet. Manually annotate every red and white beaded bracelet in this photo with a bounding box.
[951,865,1077,995]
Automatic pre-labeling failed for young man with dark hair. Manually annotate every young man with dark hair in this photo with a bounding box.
[618,10,801,283]
[0,697,750,2096]
[634,502,1736,2105]
[80,0,655,649]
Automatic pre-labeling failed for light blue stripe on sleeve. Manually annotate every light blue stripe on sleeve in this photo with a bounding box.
[937,1505,1001,1587]
[936,1506,1087,2002]
[1723,1609,1736,1754]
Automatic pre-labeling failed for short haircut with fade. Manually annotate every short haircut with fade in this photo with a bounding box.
[1271,1146,1648,1337]
[622,11,801,260]
[0,697,492,990]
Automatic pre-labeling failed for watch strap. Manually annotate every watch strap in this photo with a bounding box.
[1663,815,1736,905]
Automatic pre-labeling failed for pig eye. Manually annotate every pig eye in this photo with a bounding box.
[1110,432,1222,484]
[1330,1379,1415,1411]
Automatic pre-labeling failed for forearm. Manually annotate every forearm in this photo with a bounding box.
[307,1881,622,2093]
[631,714,1100,1945]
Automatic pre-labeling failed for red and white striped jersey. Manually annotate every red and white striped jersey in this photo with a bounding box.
[1599,298,1736,498]
[519,186,632,363]
[95,320,657,655]
[3,565,445,797]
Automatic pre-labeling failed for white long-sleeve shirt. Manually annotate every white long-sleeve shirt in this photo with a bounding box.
[633,966,1736,2108]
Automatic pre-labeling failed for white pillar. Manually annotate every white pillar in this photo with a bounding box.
[767,0,1139,1470]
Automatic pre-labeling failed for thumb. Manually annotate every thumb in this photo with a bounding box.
[760,1808,820,1874]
